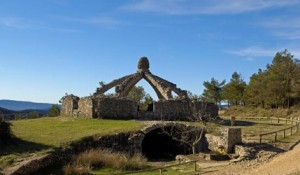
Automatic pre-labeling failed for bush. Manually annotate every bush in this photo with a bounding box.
[64,149,148,174]
[0,121,14,148]
[48,104,60,117]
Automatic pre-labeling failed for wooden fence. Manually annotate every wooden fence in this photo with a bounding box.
[224,116,300,143]
[118,160,198,175]
[258,123,299,143]
[258,117,300,143]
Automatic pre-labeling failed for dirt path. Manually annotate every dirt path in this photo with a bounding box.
[248,143,300,175]
[196,143,300,175]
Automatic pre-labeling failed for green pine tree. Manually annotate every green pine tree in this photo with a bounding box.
[48,104,60,117]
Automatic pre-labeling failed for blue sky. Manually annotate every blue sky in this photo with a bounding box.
[1,0,300,103]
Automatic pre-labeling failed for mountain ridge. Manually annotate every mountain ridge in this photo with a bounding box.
[0,99,58,111]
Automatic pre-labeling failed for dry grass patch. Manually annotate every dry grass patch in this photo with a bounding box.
[64,149,148,174]
[222,106,300,118]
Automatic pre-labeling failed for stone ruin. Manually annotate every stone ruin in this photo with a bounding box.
[61,57,218,120]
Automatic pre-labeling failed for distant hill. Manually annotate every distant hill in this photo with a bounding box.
[0,106,13,114]
[0,99,57,111]
[0,106,50,120]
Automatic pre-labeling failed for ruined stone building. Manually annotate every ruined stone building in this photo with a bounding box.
[61,57,218,120]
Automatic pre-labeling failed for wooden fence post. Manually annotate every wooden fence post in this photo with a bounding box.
[283,130,286,138]
[194,161,197,172]
[278,118,280,123]
[275,133,277,142]
[159,168,163,175]
[259,135,262,143]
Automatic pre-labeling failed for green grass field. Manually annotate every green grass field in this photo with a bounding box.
[0,117,144,169]
[10,117,144,147]
[1,115,300,173]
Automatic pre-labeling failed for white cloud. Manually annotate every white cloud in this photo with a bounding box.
[226,46,300,60]
[225,46,276,61]
[0,16,82,33]
[122,0,299,15]
[52,28,81,33]
[0,17,39,29]
[60,16,122,26]
[274,30,300,40]
[225,46,276,57]
[263,17,300,29]
[262,17,300,40]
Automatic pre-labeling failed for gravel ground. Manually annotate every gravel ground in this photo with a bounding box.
[196,143,300,175]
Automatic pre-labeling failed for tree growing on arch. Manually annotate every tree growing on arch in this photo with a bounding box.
[160,80,223,155]
[161,102,217,155]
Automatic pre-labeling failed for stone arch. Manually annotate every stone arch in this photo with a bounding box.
[129,123,196,160]
[93,57,188,100]
[141,127,190,160]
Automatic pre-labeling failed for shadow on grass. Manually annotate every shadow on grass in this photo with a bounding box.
[220,119,256,126]
[30,163,65,175]
[0,138,52,156]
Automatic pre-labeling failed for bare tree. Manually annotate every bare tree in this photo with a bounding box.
[161,101,218,154]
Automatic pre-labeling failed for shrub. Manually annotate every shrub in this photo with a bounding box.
[48,104,60,117]
[0,121,14,148]
[64,149,148,174]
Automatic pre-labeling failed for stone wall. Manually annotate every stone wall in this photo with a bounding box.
[205,128,242,154]
[192,101,219,120]
[153,100,191,120]
[153,100,219,121]
[61,95,218,121]
[78,96,94,118]
[61,95,79,116]
[93,97,137,119]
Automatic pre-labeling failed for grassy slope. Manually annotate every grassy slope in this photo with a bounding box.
[10,117,144,147]
[2,113,300,172]
[221,106,300,118]
[0,117,144,169]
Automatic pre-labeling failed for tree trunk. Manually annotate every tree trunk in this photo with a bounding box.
[192,145,196,154]
[192,130,205,154]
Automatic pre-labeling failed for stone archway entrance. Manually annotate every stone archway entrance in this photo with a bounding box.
[141,127,191,160]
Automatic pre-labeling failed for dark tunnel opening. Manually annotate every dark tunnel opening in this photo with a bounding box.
[142,127,192,161]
